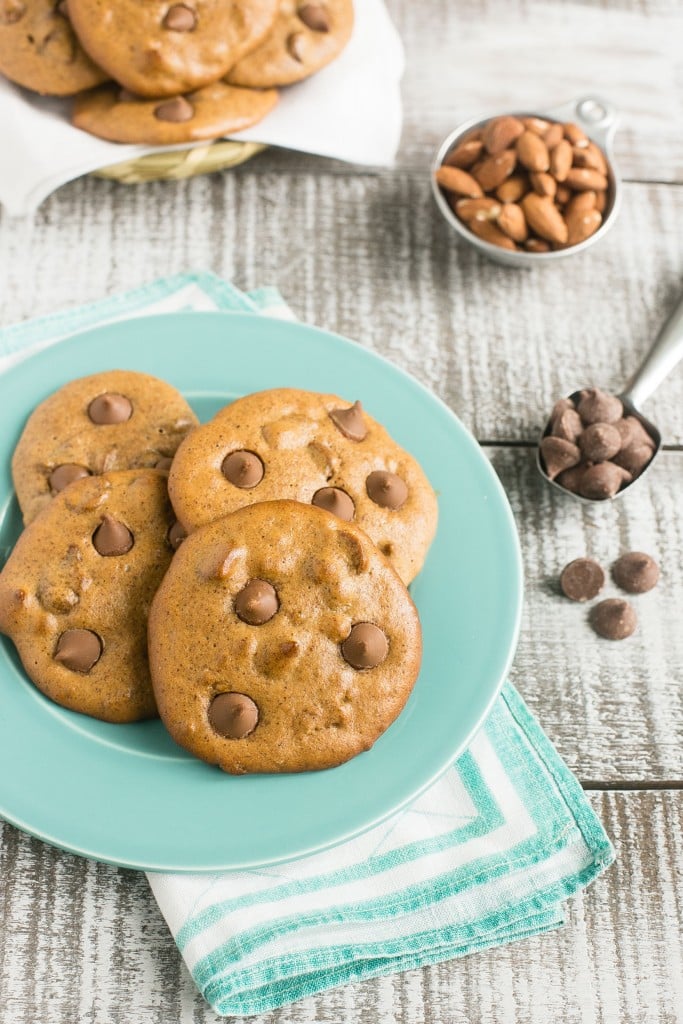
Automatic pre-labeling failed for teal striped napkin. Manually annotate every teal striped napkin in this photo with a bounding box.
[0,272,614,1018]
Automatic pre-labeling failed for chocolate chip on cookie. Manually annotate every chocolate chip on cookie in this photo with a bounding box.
[168,388,438,584]
[49,464,91,494]
[54,628,103,673]
[148,500,422,773]
[92,514,134,556]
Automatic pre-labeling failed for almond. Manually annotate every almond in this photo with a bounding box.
[468,217,518,250]
[525,237,551,253]
[472,149,517,191]
[521,193,568,244]
[565,167,608,191]
[444,139,484,169]
[516,130,550,172]
[435,165,483,198]
[563,122,589,148]
[543,123,564,149]
[496,173,528,203]
[549,139,573,181]
[482,115,524,155]
[555,184,572,205]
[529,171,557,198]
[522,116,551,136]
[566,191,597,216]
[455,197,502,222]
[595,190,607,213]
[496,202,528,242]
[565,208,602,246]
[572,141,608,175]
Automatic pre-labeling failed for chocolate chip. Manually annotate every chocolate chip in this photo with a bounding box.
[0,0,26,24]
[341,622,389,669]
[154,97,194,123]
[551,408,583,443]
[615,416,654,450]
[366,470,408,510]
[208,692,259,738]
[311,487,355,521]
[168,521,186,550]
[578,462,631,500]
[578,422,621,462]
[560,557,605,601]
[613,444,653,478]
[591,598,637,640]
[612,552,659,594]
[155,456,173,471]
[92,514,133,556]
[287,31,305,61]
[550,397,575,420]
[88,393,133,424]
[235,579,278,625]
[49,464,91,494]
[329,400,367,441]
[222,450,264,488]
[577,388,623,425]
[162,3,196,31]
[298,3,330,31]
[54,629,102,672]
[555,465,584,494]
[540,436,580,481]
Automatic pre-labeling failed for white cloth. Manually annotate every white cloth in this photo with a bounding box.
[0,0,404,216]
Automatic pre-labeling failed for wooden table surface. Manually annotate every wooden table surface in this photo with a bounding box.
[1,2,682,1021]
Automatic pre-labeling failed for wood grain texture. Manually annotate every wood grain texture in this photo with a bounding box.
[1,791,681,1024]
[1,176,682,444]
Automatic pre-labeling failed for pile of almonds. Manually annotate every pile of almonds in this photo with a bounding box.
[435,114,610,252]
[540,388,656,499]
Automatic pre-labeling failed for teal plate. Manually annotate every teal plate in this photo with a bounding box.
[0,312,522,872]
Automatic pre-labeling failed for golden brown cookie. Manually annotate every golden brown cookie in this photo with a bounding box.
[168,388,438,585]
[0,0,107,96]
[72,81,278,144]
[148,500,422,773]
[12,369,198,526]
[68,0,278,97]
[226,0,353,88]
[0,470,177,723]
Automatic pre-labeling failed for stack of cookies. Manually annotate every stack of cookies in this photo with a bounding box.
[0,0,354,144]
[0,376,438,774]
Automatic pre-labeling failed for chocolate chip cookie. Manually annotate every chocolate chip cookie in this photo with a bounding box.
[148,499,422,773]
[226,0,354,87]
[168,388,438,585]
[12,369,198,525]
[0,470,176,722]
[0,0,107,96]
[72,80,279,144]
[68,0,278,97]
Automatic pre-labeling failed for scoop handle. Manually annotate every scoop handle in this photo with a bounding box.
[621,289,683,408]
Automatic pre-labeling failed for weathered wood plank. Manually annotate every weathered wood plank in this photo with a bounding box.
[1,790,681,1023]
[1,176,682,445]
[492,445,683,784]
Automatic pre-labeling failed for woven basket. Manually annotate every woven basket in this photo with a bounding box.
[93,140,266,184]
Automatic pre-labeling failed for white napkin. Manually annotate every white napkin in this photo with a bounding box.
[0,0,404,217]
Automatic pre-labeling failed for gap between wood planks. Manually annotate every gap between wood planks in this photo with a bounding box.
[582,780,683,790]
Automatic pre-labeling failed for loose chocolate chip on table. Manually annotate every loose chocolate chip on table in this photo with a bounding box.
[578,422,621,462]
[329,401,367,441]
[612,552,660,594]
[88,393,133,424]
[341,622,389,669]
[235,579,279,625]
[539,436,580,480]
[366,470,408,510]
[49,463,91,493]
[590,598,637,640]
[154,97,194,123]
[162,3,196,31]
[222,450,264,488]
[577,388,623,425]
[54,629,102,672]
[167,521,186,550]
[311,487,355,522]
[560,557,605,602]
[208,692,259,739]
[298,3,330,31]
[578,462,631,500]
[92,514,134,556]
[155,456,174,471]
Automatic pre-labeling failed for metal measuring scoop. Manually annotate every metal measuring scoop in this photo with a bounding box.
[538,289,683,502]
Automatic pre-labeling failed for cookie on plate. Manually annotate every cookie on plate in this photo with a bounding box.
[148,499,422,773]
[168,388,438,585]
[12,369,198,526]
[0,470,177,723]
[68,0,278,97]
[72,81,278,144]
[226,0,353,87]
[0,0,107,96]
